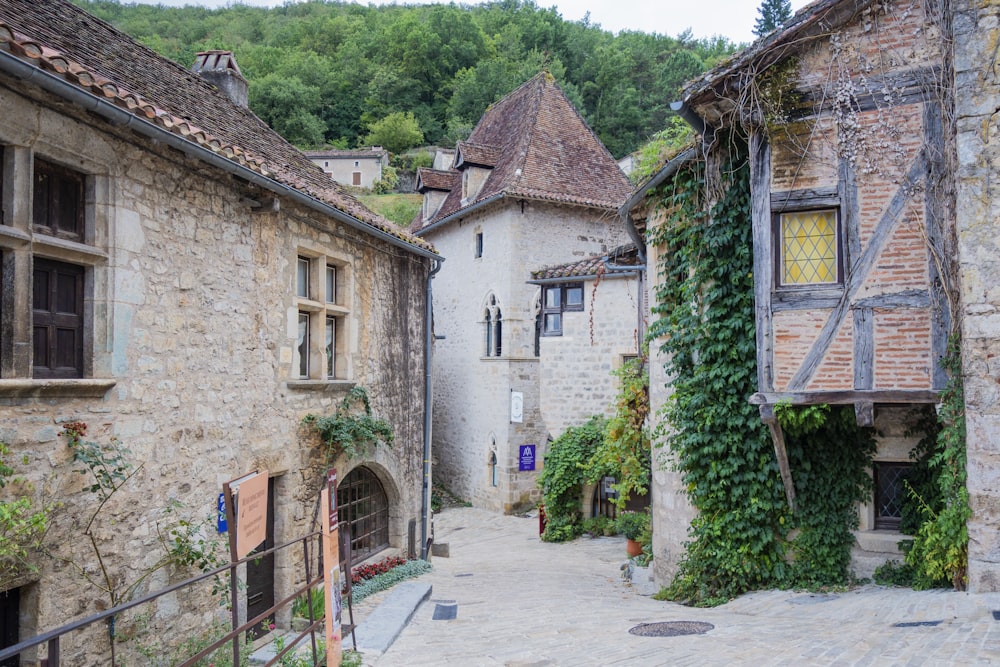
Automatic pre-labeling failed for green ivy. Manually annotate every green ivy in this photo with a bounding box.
[905,335,969,590]
[648,141,879,605]
[538,416,607,542]
[586,352,650,509]
[303,386,394,461]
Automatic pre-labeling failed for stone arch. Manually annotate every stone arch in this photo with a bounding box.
[337,461,403,561]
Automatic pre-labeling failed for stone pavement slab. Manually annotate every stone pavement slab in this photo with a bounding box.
[354,581,432,654]
[360,507,1000,666]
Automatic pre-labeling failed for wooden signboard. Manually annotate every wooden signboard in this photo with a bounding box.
[235,471,269,560]
[321,470,342,667]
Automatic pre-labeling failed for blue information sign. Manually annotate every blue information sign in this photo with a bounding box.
[217,492,227,533]
[519,444,536,471]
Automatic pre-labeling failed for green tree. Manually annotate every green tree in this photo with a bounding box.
[362,111,425,154]
[753,0,793,37]
[249,73,326,147]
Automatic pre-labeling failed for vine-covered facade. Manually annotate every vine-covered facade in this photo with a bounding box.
[627,0,998,597]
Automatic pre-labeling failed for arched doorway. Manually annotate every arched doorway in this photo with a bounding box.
[337,466,390,561]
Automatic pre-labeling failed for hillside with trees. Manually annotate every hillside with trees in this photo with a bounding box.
[75,0,738,158]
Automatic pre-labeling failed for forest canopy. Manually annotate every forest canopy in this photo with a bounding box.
[75,0,738,157]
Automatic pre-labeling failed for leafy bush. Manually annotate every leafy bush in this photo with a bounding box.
[581,516,617,537]
[538,416,607,542]
[615,511,650,541]
[302,386,393,461]
[372,164,399,194]
[0,442,52,587]
[873,558,916,587]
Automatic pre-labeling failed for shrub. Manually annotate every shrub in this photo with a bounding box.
[538,416,607,542]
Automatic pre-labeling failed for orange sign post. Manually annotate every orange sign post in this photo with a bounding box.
[320,468,342,666]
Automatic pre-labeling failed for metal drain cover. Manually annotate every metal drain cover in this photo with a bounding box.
[628,621,714,637]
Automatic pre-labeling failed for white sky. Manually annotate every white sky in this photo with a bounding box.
[130,0,815,45]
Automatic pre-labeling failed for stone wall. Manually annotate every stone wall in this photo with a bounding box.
[425,200,626,512]
[0,80,429,663]
[538,275,640,437]
[952,0,1000,593]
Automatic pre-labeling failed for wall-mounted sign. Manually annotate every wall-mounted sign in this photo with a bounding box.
[519,444,536,471]
[236,471,269,560]
[510,391,523,423]
[217,493,227,533]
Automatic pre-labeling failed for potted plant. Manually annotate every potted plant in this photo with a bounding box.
[615,511,650,557]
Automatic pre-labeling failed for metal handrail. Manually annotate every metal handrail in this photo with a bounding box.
[0,530,325,664]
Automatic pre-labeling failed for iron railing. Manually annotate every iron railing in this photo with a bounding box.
[0,528,356,667]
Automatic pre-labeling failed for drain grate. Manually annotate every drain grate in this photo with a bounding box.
[628,621,714,637]
[433,601,458,621]
[893,620,942,628]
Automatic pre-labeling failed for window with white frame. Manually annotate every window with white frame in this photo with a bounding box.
[0,148,108,381]
[292,253,348,381]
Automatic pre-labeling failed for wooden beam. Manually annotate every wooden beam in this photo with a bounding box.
[750,130,775,393]
[760,404,796,512]
[853,307,874,391]
[750,389,941,405]
[770,186,839,211]
[855,401,874,427]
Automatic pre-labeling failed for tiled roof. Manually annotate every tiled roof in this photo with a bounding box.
[411,72,632,234]
[0,0,434,254]
[415,168,458,192]
[304,148,388,160]
[531,244,640,280]
[454,141,499,168]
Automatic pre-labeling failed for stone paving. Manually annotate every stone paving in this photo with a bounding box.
[360,507,1000,666]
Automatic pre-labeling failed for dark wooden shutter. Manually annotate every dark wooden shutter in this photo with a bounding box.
[32,258,84,379]
[32,159,84,241]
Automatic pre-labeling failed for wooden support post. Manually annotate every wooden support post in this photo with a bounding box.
[854,402,874,427]
[760,405,796,512]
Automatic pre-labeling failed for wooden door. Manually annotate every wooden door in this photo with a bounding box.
[246,478,275,639]
[0,587,19,667]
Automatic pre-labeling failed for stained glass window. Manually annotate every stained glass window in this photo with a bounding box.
[780,210,839,285]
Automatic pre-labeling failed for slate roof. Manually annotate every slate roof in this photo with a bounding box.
[454,141,500,168]
[410,72,632,234]
[0,0,434,254]
[531,244,640,281]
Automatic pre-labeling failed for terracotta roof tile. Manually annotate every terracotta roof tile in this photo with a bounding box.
[0,0,433,254]
[415,168,459,192]
[531,244,640,280]
[412,72,632,233]
[455,141,500,167]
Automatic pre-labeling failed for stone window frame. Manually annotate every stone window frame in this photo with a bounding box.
[482,292,502,358]
[540,282,584,337]
[0,142,114,397]
[288,245,353,388]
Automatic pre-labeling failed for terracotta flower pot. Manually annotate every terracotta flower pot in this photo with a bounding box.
[626,538,643,557]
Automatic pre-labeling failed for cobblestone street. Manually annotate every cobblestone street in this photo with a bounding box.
[361,507,1000,666]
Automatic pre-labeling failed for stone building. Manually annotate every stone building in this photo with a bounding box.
[0,0,439,662]
[304,147,389,189]
[410,72,632,513]
[628,0,1000,590]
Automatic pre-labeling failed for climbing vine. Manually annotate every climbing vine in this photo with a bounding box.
[0,442,53,587]
[904,335,969,590]
[648,141,880,605]
[538,416,607,543]
[302,386,394,461]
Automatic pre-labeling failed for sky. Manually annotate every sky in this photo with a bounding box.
[130,0,815,45]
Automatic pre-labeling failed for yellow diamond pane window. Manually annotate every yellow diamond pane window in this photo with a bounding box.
[781,210,838,285]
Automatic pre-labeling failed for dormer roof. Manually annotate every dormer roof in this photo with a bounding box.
[410,71,631,235]
[416,168,459,193]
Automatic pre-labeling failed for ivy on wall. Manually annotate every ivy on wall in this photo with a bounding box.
[647,141,882,606]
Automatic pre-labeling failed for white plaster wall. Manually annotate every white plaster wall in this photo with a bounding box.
[425,200,626,512]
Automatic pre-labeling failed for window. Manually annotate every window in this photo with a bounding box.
[475,232,483,258]
[874,462,912,530]
[484,294,502,357]
[541,283,584,336]
[33,158,84,241]
[0,151,108,384]
[337,466,390,561]
[776,209,841,286]
[33,259,84,379]
[292,252,349,382]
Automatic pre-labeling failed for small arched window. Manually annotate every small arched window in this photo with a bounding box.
[484,294,502,357]
[337,466,390,561]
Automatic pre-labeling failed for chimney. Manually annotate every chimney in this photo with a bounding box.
[192,51,249,108]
